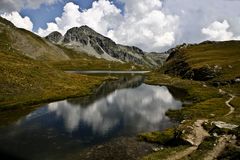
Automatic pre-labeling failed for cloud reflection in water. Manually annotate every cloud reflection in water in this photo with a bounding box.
[48,84,182,134]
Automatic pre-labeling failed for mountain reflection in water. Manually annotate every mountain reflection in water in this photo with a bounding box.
[48,83,182,134]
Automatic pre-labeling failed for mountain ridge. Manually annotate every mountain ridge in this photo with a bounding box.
[45,25,161,66]
[0,16,164,67]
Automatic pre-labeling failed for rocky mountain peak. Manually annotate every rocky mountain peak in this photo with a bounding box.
[45,25,162,66]
[45,31,63,44]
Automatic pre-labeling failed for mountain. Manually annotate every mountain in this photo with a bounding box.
[0,17,69,61]
[45,26,160,66]
[0,16,164,67]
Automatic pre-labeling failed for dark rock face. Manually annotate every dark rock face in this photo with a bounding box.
[46,26,158,66]
[45,31,63,44]
[188,68,217,81]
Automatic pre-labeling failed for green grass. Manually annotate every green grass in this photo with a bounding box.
[167,98,228,122]
[139,128,176,145]
[0,51,105,109]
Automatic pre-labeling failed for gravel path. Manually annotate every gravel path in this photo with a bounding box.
[224,93,235,116]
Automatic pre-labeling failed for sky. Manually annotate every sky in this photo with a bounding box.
[0,0,240,52]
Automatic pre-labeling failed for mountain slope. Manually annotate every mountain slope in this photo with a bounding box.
[46,26,159,66]
[0,17,69,61]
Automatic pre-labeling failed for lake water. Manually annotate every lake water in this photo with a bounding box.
[65,70,150,74]
[0,75,182,160]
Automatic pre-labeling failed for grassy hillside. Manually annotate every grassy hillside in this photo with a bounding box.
[0,51,105,109]
[164,41,240,82]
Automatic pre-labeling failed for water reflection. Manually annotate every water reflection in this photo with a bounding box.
[0,76,183,160]
[48,84,182,134]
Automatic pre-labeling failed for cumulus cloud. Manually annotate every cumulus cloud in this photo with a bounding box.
[38,1,122,37]
[0,0,61,13]
[162,0,240,44]
[1,12,33,31]
[38,0,179,52]
[202,20,240,41]
[108,0,179,51]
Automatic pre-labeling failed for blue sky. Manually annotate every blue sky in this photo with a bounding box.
[21,0,124,32]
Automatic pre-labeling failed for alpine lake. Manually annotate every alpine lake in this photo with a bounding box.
[0,71,186,160]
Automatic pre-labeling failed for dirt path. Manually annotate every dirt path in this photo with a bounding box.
[165,120,209,160]
[203,135,235,160]
[166,146,197,160]
[224,93,235,116]
[184,120,210,146]
[218,89,235,116]
[164,88,236,160]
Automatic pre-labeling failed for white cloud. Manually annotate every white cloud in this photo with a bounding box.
[0,0,61,13]
[38,1,122,37]
[1,12,33,31]
[119,0,162,16]
[37,0,179,52]
[162,0,240,45]
[108,0,179,51]
[202,20,240,41]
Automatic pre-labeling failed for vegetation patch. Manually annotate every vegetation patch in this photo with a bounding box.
[167,98,228,122]
[142,145,189,160]
[138,128,176,145]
